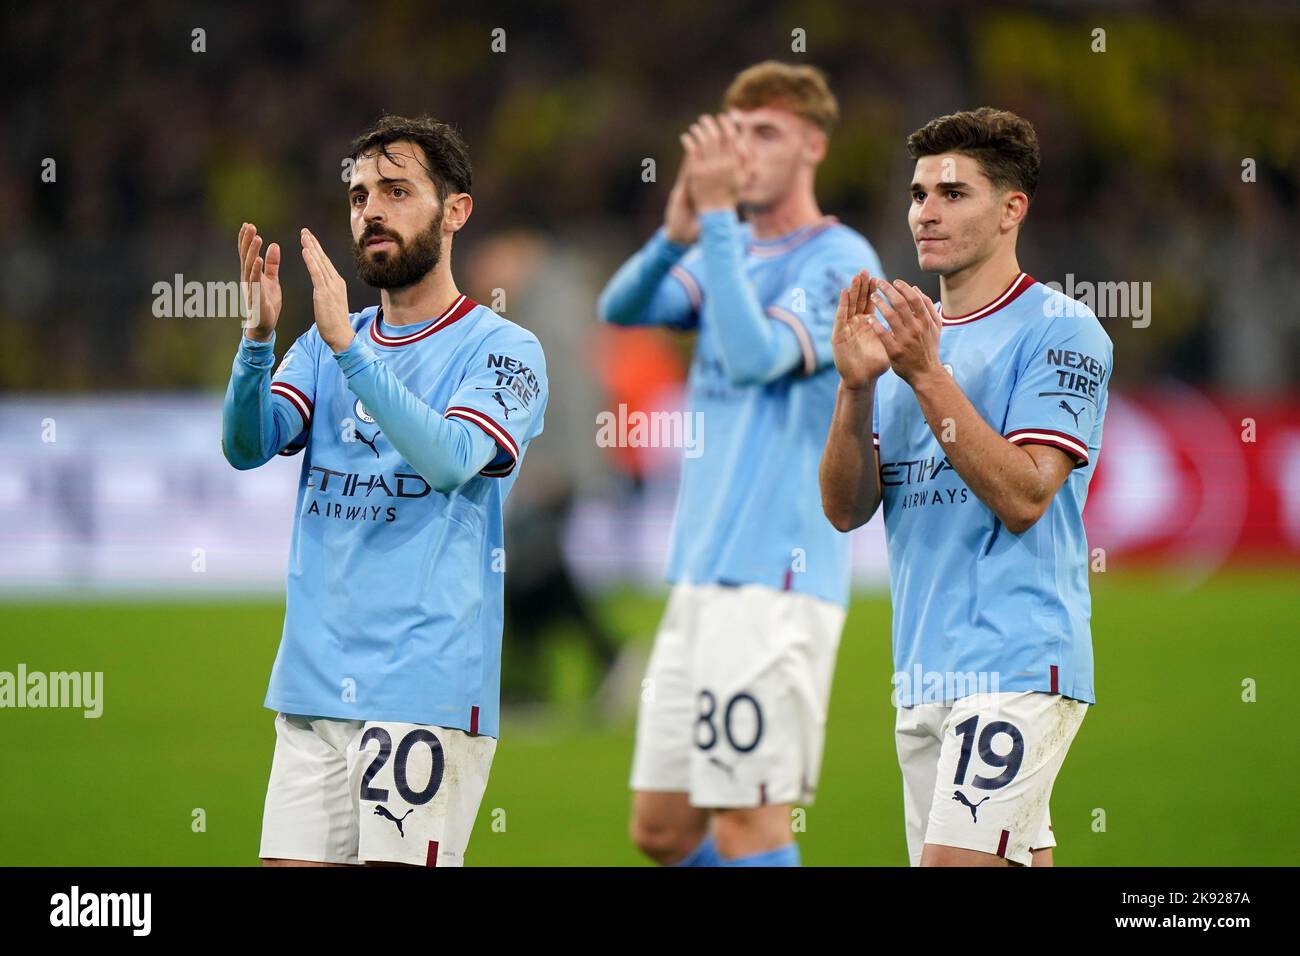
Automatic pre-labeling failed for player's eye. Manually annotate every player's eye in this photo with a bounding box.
[351,193,367,206]
[912,191,925,203]
[947,190,963,200]
[391,187,407,198]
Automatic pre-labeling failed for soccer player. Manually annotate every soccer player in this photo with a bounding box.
[819,108,1113,866]
[598,62,884,867]
[222,115,548,867]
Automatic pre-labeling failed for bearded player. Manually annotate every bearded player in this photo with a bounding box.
[222,115,548,867]
[820,108,1112,866]
[599,62,884,866]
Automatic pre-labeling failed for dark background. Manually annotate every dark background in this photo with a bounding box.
[3,0,1298,393]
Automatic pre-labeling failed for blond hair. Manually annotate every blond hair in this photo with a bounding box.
[723,61,839,135]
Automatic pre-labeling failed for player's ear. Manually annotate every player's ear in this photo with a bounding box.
[1002,190,1029,233]
[804,126,828,165]
[444,192,473,233]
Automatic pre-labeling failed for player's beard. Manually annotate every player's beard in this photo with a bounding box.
[353,210,443,290]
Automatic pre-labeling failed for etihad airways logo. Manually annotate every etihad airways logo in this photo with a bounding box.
[881,455,972,510]
[304,466,432,523]
[306,466,431,498]
[879,454,955,487]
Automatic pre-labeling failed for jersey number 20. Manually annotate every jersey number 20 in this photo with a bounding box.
[359,727,445,806]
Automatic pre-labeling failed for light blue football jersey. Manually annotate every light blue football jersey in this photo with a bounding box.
[872,273,1112,705]
[667,218,884,607]
[260,296,547,738]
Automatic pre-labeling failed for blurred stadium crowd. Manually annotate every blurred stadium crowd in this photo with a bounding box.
[1,3,1297,867]
[4,0,1298,398]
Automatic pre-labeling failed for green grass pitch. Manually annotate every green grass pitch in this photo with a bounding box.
[0,570,1294,865]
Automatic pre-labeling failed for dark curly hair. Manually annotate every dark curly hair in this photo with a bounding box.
[906,107,1039,200]
[347,114,472,201]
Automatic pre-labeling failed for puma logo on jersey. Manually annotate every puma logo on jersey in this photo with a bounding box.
[492,391,521,420]
[355,430,381,458]
[373,805,415,836]
[952,791,990,823]
[1058,400,1083,427]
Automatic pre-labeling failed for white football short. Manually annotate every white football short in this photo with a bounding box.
[895,690,1087,866]
[630,582,846,808]
[259,713,496,867]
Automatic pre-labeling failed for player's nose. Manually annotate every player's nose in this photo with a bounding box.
[357,194,386,223]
